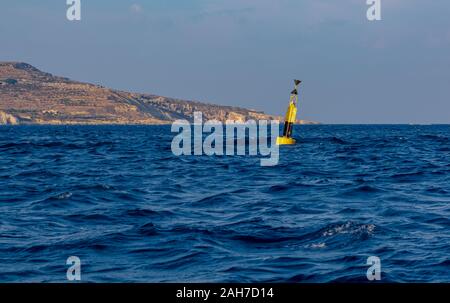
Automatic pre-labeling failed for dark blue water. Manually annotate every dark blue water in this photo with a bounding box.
[0,125,449,282]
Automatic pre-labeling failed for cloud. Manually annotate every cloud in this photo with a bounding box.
[130,4,143,14]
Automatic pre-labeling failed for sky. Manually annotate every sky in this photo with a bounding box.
[1,0,450,123]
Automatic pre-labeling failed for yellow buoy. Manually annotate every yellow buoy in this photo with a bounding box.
[276,79,301,145]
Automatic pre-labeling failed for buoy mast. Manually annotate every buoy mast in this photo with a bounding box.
[276,79,301,145]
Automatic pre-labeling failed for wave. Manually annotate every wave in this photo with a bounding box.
[1,125,449,282]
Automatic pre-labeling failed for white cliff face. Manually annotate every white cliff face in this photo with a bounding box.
[0,111,18,125]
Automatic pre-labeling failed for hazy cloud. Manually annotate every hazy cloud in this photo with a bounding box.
[130,4,143,14]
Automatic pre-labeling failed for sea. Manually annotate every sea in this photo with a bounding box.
[0,125,449,282]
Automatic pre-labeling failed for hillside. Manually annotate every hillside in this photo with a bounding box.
[0,62,317,125]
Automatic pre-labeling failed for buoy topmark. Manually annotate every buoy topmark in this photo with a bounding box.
[276,79,301,145]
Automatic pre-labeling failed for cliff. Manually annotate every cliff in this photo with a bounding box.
[0,62,318,125]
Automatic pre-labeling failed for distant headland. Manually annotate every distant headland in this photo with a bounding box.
[0,62,318,125]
